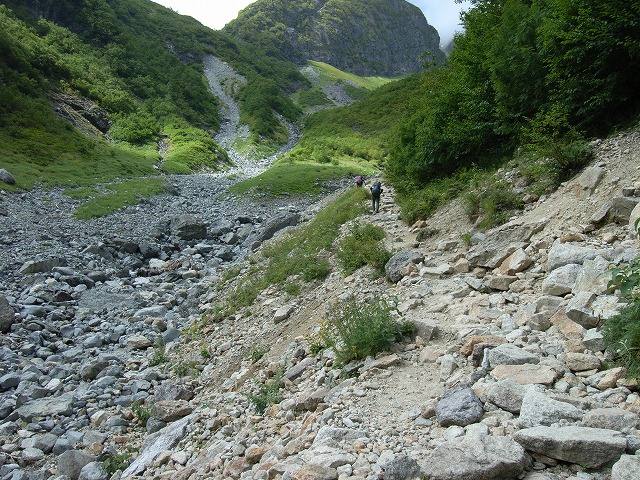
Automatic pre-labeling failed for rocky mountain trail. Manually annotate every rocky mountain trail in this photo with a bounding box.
[0,129,639,480]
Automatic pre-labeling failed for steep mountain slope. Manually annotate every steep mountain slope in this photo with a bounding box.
[224,0,445,76]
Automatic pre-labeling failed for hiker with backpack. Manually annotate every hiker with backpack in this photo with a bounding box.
[370,180,383,213]
[355,175,364,187]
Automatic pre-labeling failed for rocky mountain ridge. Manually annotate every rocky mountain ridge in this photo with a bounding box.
[224,0,445,77]
[0,130,640,480]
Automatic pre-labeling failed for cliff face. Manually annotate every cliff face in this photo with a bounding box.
[225,0,445,77]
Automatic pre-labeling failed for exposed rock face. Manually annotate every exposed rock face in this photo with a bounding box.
[224,0,445,76]
[49,92,111,137]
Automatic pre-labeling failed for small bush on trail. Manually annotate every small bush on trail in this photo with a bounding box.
[337,223,391,276]
[319,297,415,366]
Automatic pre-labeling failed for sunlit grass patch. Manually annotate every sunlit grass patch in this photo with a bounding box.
[74,177,168,219]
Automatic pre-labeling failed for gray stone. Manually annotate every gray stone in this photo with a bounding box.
[419,429,529,480]
[489,344,539,367]
[33,433,58,454]
[132,305,168,319]
[467,242,528,270]
[513,426,627,468]
[380,455,421,480]
[485,380,526,414]
[220,232,238,245]
[19,258,68,274]
[484,275,518,291]
[576,166,605,196]
[583,408,640,431]
[57,450,97,480]
[385,250,425,283]
[123,414,193,476]
[80,359,109,382]
[169,215,207,240]
[153,381,194,401]
[593,294,625,321]
[53,438,72,455]
[611,454,640,480]
[582,329,606,352]
[565,292,598,328]
[284,357,317,382]
[0,372,20,391]
[499,248,533,275]
[491,364,558,386]
[78,461,108,480]
[546,243,614,272]
[126,335,153,349]
[293,388,329,412]
[541,264,583,296]
[573,258,615,295]
[518,388,583,427]
[16,394,74,421]
[435,384,484,427]
[563,352,601,372]
[21,447,45,464]
[150,400,192,422]
[0,296,15,333]
[312,427,369,448]
[253,212,299,245]
[0,168,16,185]
[609,197,640,224]
[274,304,295,323]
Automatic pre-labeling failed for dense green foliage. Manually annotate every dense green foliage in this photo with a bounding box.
[603,259,640,379]
[0,0,308,191]
[384,0,640,220]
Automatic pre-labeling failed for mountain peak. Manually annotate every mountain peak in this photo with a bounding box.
[225,0,445,77]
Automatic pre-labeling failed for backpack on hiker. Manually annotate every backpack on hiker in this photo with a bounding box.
[371,181,382,196]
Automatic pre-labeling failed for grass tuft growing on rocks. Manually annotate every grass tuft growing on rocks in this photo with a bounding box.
[337,222,391,277]
[72,177,169,219]
[209,187,370,321]
[319,297,415,367]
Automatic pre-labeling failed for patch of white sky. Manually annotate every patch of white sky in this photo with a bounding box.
[150,0,470,47]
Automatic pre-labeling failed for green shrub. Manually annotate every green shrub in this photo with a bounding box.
[210,188,369,321]
[302,258,332,282]
[320,297,414,366]
[103,451,132,475]
[602,301,640,379]
[249,346,269,363]
[284,281,302,297]
[463,181,524,231]
[337,223,391,276]
[246,368,284,414]
[131,400,150,427]
[149,339,168,366]
[173,360,199,378]
[603,259,640,379]
[609,259,640,299]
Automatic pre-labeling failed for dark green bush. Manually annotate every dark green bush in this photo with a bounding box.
[337,223,391,276]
